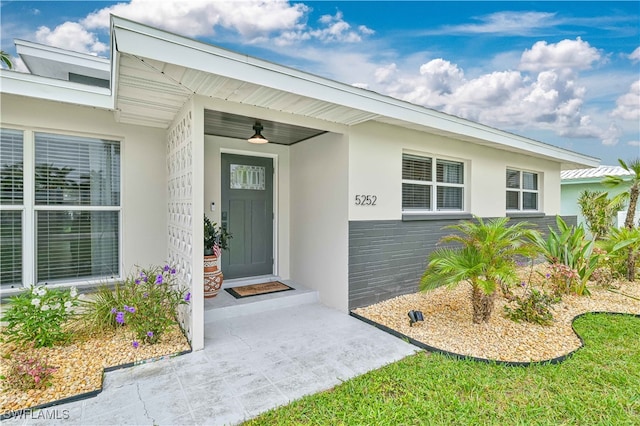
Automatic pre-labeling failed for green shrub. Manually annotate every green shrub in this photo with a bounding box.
[531,216,599,295]
[597,227,640,282]
[1,286,79,348]
[80,264,190,346]
[577,190,623,240]
[504,283,559,325]
[78,281,131,332]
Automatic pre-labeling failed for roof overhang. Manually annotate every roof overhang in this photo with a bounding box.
[110,16,598,169]
[0,68,112,109]
[16,39,110,82]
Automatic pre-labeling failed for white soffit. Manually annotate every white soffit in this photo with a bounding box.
[110,16,599,168]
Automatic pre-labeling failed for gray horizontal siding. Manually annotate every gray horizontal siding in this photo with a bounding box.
[348,215,576,309]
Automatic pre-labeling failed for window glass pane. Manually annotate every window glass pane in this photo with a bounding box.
[436,160,463,184]
[506,169,520,189]
[523,192,538,210]
[523,172,538,190]
[0,129,24,205]
[437,186,463,210]
[402,154,432,181]
[506,191,520,210]
[35,133,120,206]
[0,210,22,287]
[230,164,265,190]
[402,183,431,210]
[36,210,119,283]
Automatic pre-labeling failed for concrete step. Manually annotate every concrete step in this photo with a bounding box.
[204,279,319,323]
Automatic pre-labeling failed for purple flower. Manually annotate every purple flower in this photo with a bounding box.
[184,292,191,302]
[143,292,149,298]
[132,341,139,349]
[147,331,154,338]
[164,265,170,272]
[127,306,136,314]
[521,281,526,287]
[155,274,163,284]
[110,307,117,314]
[170,268,176,275]
[116,311,125,324]
[546,273,551,278]
[135,278,141,285]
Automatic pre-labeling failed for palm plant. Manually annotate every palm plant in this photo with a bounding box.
[420,217,536,323]
[603,158,640,230]
[603,158,640,281]
[1,50,13,69]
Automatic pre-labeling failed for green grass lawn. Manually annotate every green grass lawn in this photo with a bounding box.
[245,313,640,425]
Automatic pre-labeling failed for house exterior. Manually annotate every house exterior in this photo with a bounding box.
[561,166,637,229]
[0,16,599,351]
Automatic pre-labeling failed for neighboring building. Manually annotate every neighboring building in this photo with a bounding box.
[0,17,599,350]
[561,166,636,229]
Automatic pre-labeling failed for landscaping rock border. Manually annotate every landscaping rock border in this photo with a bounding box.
[351,275,640,365]
[0,324,191,419]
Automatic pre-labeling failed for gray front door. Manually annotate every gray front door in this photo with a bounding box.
[221,154,274,279]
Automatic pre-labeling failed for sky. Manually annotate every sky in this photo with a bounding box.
[1,1,639,166]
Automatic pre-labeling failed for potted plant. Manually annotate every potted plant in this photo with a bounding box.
[204,215,231,298]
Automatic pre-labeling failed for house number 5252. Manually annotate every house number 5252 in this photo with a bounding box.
[355,195,377,206]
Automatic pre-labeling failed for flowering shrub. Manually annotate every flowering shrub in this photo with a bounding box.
[504,282,559,326]
[82,264,189,346]
[0,351,57,391]
[1,286,79,348]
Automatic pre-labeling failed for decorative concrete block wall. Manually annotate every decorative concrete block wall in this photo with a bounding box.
[348,215,577,309]
[167,110,194,343]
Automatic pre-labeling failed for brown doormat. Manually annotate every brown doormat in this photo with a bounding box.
[225,281,294,299]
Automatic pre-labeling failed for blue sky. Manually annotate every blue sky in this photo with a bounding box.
[1,1,638,165]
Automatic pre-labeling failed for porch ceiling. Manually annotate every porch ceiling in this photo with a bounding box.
[115,53,378,138]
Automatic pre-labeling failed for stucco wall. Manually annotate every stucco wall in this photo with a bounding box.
[348,121,562,220]
[291,132,349,312]
[0,94,168,285]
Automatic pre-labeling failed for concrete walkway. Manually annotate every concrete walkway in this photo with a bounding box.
[7,303,418,425]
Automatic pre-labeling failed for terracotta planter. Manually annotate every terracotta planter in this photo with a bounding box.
[204,254,224,298]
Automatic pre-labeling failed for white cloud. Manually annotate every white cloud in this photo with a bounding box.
[35,22,108,55]
[629,47,640,63]
[612,80,640,121]
[519,37,601,72]
[276,11,373,45]
[628,140,640,147]
[81,0,309,39]
[432,11,558,35]
[374,63,397,84]
[367,37,619,146]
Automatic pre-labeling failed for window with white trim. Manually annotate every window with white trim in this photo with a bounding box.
[402,153,465,212]
[506,168,539,211]
[0,128,121,289]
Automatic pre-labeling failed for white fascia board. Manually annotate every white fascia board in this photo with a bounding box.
[111,16,600,168]
[15,39,110,72]
[0,69,113,109]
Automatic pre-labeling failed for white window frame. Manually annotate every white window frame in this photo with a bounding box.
[402,152,467,213]
[0,127,123,290]
[506,168,540,211]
